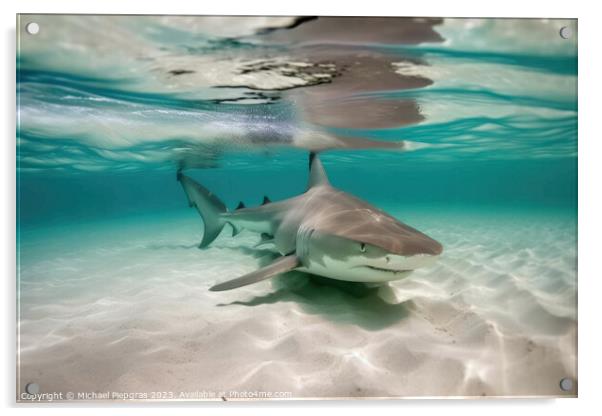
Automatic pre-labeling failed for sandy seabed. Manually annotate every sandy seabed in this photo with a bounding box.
[17,208,577,400]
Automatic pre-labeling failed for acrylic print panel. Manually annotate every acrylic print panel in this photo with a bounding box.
[16,15,577,401]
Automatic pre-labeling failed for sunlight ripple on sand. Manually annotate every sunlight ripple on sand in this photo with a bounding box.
[17,209,577,398]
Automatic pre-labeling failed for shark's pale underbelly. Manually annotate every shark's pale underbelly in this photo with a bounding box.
[297,263,414,283]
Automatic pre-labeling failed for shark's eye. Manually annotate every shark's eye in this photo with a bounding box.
[360,243,366,252]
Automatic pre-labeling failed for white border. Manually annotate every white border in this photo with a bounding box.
[3,1,600,415]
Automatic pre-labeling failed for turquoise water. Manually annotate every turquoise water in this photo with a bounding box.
[16,16,577,399]
[18,158,576,228]
[17,61,577,225]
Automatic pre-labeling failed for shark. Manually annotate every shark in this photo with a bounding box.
[177,154,442,291]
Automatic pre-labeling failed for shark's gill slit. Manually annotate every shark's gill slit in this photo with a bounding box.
[298,228,315,261]
[305,229,315,260]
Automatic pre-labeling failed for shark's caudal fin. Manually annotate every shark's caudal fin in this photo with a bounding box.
[307,152,330,189]
[177,171,227,248]
[210,255,300,291]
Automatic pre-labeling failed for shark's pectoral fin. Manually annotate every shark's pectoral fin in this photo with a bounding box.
[209,255,299,292]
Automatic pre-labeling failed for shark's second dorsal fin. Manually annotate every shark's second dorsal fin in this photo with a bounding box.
[308,152,330,189]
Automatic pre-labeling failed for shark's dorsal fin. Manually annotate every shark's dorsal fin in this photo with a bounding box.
[235,201,246,210]
[307,152,330,189]
[262,196,271,205]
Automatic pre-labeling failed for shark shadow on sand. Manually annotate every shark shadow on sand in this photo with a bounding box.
[215,247,413,331]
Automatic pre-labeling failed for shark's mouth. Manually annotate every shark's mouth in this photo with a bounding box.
[358,265,413,275]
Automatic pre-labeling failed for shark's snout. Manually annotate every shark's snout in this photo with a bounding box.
[418,237,443,256]
[392,231,443,257]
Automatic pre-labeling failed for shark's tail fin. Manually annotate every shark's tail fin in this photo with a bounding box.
[177,171,227,248]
